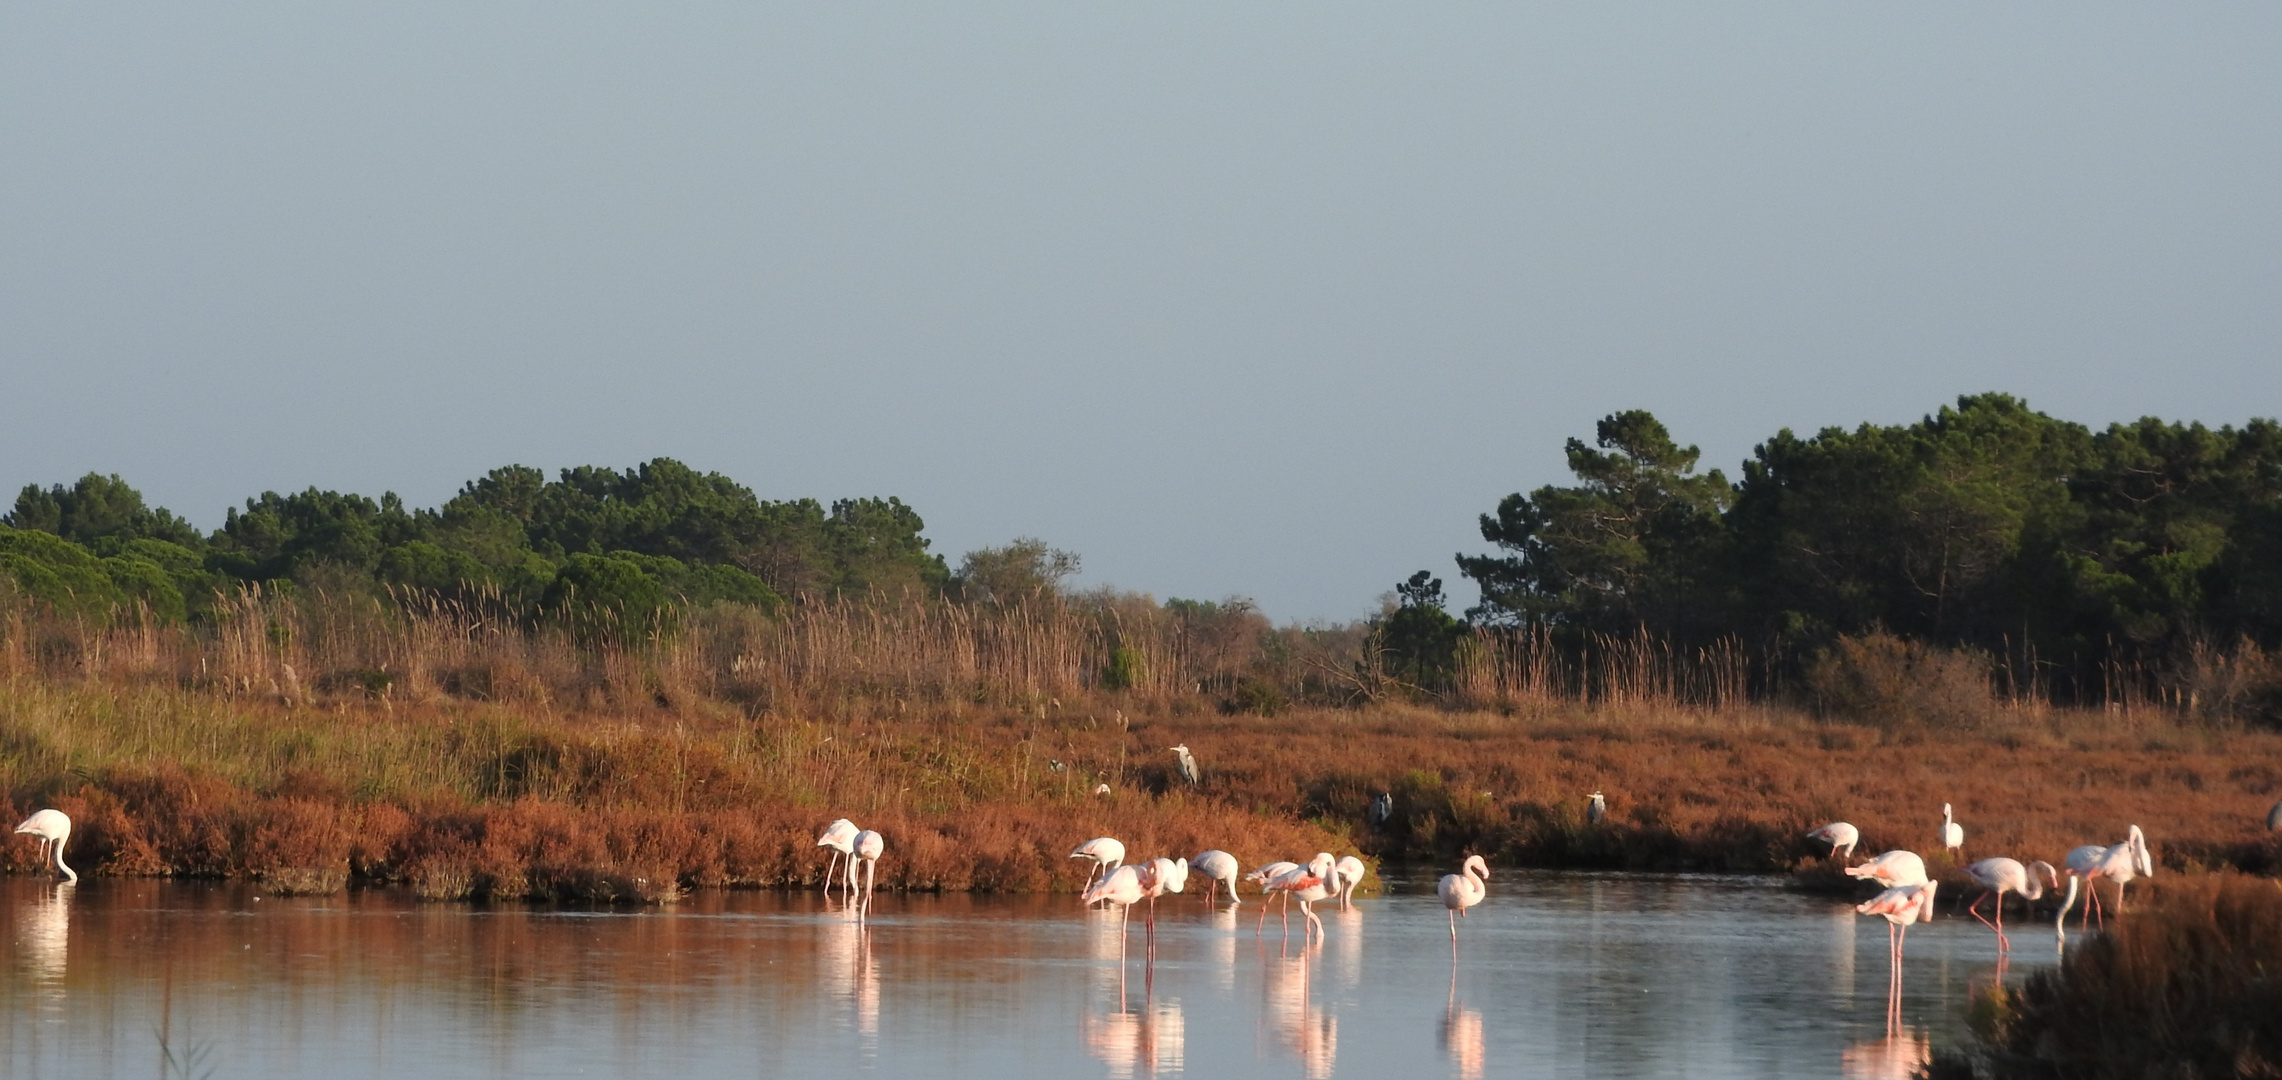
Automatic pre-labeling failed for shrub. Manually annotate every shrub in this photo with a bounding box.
[1804,631,1994,730]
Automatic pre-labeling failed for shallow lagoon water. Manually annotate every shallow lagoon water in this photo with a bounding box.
[2,873,2058,1079]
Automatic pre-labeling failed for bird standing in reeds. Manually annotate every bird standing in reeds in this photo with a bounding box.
[816,818,859,898]
[1169,744,1199,786]
[2268,800,2281,833]
[1806,822,1859,861]
[1961,858,2057,953]
[1438,855,1489,945]
[1586,791,1607,824]
[13,810,75,883]
[1192,850,1241,908]
[1939,804,1964,858]
[1367,792,1394,829]
[1071,837,1126,898]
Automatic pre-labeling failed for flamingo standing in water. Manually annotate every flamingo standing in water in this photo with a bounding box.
[816,818,859,898]
[1083,862,1156,957]
[1192,850,1241,908]
[1250,861,1298,933]
[1960,858,2056,952]
[1071,837,1126,899]
[1846,850,1930,889]
[1333,856,1366,907]
[1141,857,1189,934]
[1857,882,1938,1030]
[1806,822,1860,861]
[13,810,75,883]
[850,829,884,913]
[1268,854,1337,939]
[1438,855,1489,944]
[2064,825,2153,930]
[1939,804,1964,858]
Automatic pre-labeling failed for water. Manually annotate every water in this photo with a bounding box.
[2,873,2059,1079]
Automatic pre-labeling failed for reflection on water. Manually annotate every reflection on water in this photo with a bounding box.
[1,873,2044,1078]
[1842,1029,1931,1080]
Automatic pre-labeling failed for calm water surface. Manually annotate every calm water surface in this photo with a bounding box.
[3,873,2059,1079]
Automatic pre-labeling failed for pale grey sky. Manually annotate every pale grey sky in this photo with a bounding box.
[4,4,2278,620]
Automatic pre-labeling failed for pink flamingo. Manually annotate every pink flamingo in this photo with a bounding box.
[1083,862,1159,958]
[1250,861,1298,933]
[13,810,74,883]
[1806,822,1859,861]
[1071,837,1126,899]
[816,818,859,898]
[1267,854,1337,939]
[2063,825,2153,930]
[1438,855,1489,944]
[1846,850,1929,888]
[1857,882,1938,1030]
[1192,849,1241,908]
[1960,858,2056,952]
[851,829,884,915]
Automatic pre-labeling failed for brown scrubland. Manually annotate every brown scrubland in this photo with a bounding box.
[3,591,2280,901]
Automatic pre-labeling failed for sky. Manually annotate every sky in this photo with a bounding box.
[3,3,2278,622]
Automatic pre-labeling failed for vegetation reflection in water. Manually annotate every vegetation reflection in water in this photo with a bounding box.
[1,874,2047,1079]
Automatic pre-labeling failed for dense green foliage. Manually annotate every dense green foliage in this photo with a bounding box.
[4,459,949,625]
[1459,394,2282,697]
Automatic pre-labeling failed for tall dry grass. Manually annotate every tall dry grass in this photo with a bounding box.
[4,588,2280,899]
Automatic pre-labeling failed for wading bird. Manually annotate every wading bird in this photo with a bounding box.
[1192,850,1241,908]
[1249,861,1299,932]
[1072,837,1127,897]
[1368,792,1394,829]
[1960,858,2057,952]
[1334,856,1366,907]
[1083,862,1156,957]
[1264,854,1336,939]
[816,818,859,898]
[1438,855,1490,944]
[2268,800,2281,833]
[851,829,884,911]
[13,809,74,883]
[1939,804,1964,857]
[1806,822,1860,861]
[2064,825,2153,930]
[1141,857,1189,935]
[1857,882,1938,1029]
[1586,792,1607,824]
[1846,850,1930,889]
[1170,745,1199,786]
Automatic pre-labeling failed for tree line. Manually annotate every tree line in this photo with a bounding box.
[6,392,2278,709]
[1390,392,2282,704]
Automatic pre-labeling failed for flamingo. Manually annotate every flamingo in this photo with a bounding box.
[1960,858,2056,952]
[1192,849,1241,908]
[1140,857,1189,938]
[816,818,859,898]
[1846,850,1930,888]
[1082,863,1156,957]
[1071,837,1126,899]
[1586,791,1607,824]
[1437,855,1489,943]
[1264,854,1337,939]
[13,810,75,883]
[2064,825,2153,930]
[1856,882,1938,1030]
[1806,822,1860,861]
[851,829,884,912]
[1939,804,1964,857]
[1333,856,1366,907]
[1249,861,1298,932]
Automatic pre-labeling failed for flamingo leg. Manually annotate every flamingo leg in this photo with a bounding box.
[1995,889,2008,952]
[1449,908,1458,943]
[1968,890,1999,933]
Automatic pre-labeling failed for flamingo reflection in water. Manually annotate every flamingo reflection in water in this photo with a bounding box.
[818,907,879,1040]
[1442,962,1484,1080]
[1261,939,1336,1079]
[1081,1000,1185,1080]
[1841,1029,1931,1080]
[18,882,73,989]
